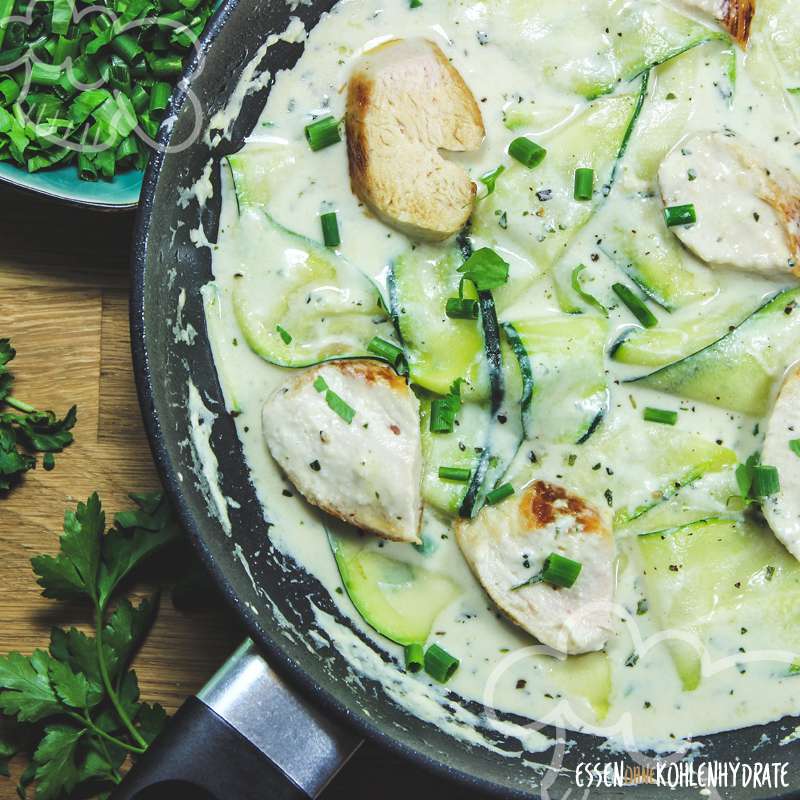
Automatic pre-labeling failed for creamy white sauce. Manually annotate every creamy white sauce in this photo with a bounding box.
[195,0,800,761]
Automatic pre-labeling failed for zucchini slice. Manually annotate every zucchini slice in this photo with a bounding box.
[610,428,736,526]
[638,518,800,690]
[631,288,800,417]
[230,213,397,367]
[327,523,459,646]
[505,315,608,444]
[388,246,483,395]
[471,0,725,99]
[473,93,638,274]
[420,308,526,518]
[227,145,297,211]
[610,298,760,368]
[601,195,716,311]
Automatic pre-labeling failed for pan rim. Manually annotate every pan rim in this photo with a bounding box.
[128,1,537,797]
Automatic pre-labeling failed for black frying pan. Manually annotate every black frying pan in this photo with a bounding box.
[120,0,800,796]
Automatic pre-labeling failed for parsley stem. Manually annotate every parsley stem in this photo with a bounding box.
[67,711,146,754]
[4,395,35,414]
[94,604,149,750]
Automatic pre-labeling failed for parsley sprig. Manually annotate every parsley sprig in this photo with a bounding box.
[0,339,76,490]
[0,491,181,798]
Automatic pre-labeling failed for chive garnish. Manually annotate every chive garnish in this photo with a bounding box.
[457,247,509,291]
[445,297,480,319]
[571,264,608,316]
[424,644,459,683]
[478,164,505,196]
[409,0,422,7]
[325,390,356,424]
[789,439,800,458]
[612,283,657,328]
[573,167,594,201]
[508,136,546,169]
[664,203,697,227]
[486,483,514,505]
[512,552,582,591]
[405,643,424,672]
[429,380,463,434]
[438,466,471,482]
[313,376,328,393]
[643,407,678,426]
[750,465,780,498]
[367,337,405,368]
[320,211,340,247]
[276,325,292,345]
[305,115,341,151]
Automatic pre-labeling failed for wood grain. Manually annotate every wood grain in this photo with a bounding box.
[0,185,489,800]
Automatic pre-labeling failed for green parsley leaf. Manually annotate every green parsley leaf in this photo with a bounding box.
[103,596,159,681]
[135,702,168,745]
[790,439,800,458]
[31,725,83,800]
[0,651,62,722]
[32,493,104,603]
[98,497,180,608]
[0,340,77,489]
[457,247,510,291]
[48,658,99,711]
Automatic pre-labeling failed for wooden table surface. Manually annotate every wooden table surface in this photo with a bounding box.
[0,185,489,800]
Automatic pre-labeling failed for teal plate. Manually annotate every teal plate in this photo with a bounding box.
[0,160,141,210]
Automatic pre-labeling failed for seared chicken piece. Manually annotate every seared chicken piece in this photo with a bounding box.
[678,0,756,46]
[762,366,800,561]
[345,38,485,241]
[455,481,615,654]
[659,132,800,277]
[263,360,422,543]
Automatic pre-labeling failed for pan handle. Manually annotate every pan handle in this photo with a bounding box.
[110,640,363,800]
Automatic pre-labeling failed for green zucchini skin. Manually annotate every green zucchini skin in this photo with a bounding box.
[500,323,534,437]
[224,154,401,370]
[629,288,800,417]
[326,525,459,646]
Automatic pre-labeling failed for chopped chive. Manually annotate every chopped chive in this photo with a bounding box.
[643,407,678,426]
[405,643,424,672]
[438,466,471,482]
[313,376,328,393]
[320,211,340,247]
[424,644,459,683]
[478,164,505,196]
[367,337,404,368]
[636,598,649,615]
[305,115,341,151]
[789,439,800,458]
[486,483,514,505]
[409,0,422,7]
[512,552,582,591]
[571,264,608,317]
[429,381,462,434]
[573,167,594,201]
[612,283,657,328]
[325,390,355,424]
[664,203,697,227]
[430,399,456,433]
[508,136,546,169]
[276,325,292,345]
[751,465,780,498]
[445,297,480,319]
[42,453,55,471]
[789,661,800,676]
